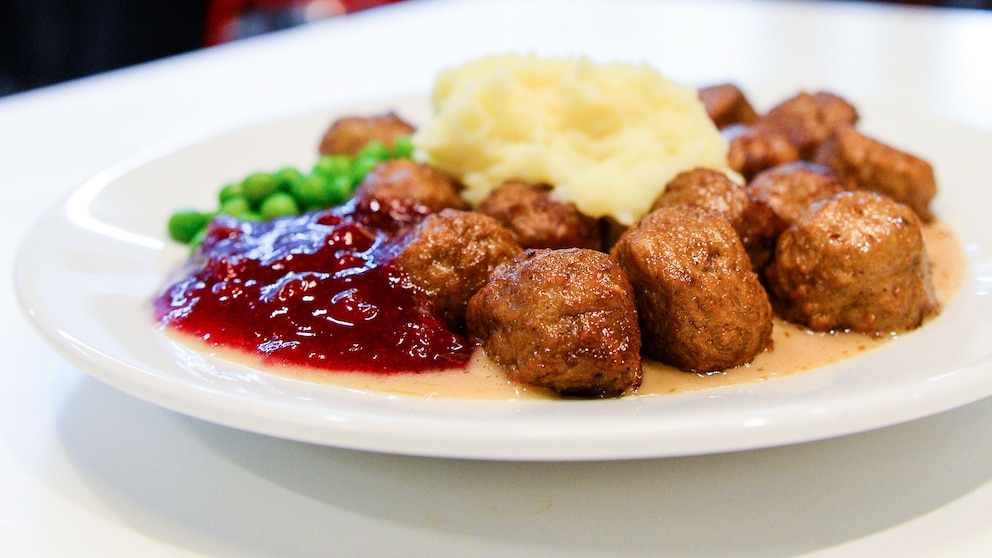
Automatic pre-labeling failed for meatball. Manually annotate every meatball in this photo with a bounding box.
[477,180,601,250]
[723,123,801,181]
[698,83,759,129]
[611,206,773,372]
[650,168,749,217]
[650,168,784,271]
[466,249,642,398]
[395,209,522,331]
[353,159,468,217]
[814,125,937,222]
[746,161,850,226]
[766,191,938,335]
[760,91,859,158]
[318,112,416,156]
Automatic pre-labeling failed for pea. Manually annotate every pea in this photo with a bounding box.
[313,154,351,178]
[356,140,390,162]
[218,182,243,204]
[350,154,381,185]
[219,195,251,218]
[238,211,264,222]
[289,174,331,209]
[274,167,304,191]
[168,210,213,243]
[187,225,208,251]
[168,148,383,245]
[391,136,415,159]
[328,173,353,204]
[260,191,301,219]
[242,172,279,207]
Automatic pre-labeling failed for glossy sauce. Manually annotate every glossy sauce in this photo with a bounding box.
[154,200,473,373]
[158,208,965,399]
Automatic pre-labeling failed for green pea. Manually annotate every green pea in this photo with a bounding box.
[219,196,251,218]
[350,154,381,185]
[238,211,264,222]
[289,174,331,209]
[218,182,243,204]
[328,173,353,204]
[357,140,390,162]
[390,136,415,159]
[169,148,390,245]
[187,225,208,251]
[274,167,304,191]
[313,154,351,178]
[168,210,212,243]
[242,172,279,207]
[260,191,301,219]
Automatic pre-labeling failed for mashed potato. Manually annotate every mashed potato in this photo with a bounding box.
[412,54,731,225]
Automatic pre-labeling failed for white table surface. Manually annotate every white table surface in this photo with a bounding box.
[3,0,991,555]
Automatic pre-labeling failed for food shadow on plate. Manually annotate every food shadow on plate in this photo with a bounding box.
[54,369,992,557]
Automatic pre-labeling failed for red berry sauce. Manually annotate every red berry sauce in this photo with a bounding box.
[154,200,473,373]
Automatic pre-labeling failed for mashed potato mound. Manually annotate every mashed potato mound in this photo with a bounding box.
[412,54,731,225]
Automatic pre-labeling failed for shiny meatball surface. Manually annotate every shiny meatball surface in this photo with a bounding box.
[353,159,468,216]
[612,206,773,372]
[723,124,801,181]
[395,209,522,331]
[477,180,601,250]
[814,125,937,222]
[318,112,416,156]
[650,168,750,217]
[466,249,642,398]
[766,190,938,335]
[651,168,784,272]
[759,91,859,158]
[746,161,850,226]
[698,83,759,129]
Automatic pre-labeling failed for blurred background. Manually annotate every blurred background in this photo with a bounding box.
[1,0,989,98]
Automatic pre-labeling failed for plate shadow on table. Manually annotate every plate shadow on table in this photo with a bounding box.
[55,368,992,557]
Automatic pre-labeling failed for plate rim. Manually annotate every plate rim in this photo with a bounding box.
[14,95,992,461]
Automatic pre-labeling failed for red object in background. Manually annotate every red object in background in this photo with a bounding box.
[204,0,406,46]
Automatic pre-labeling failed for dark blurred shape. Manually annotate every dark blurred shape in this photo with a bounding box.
[203,0,405,46]
[1,0,988,98]
[0,0,403,97]
[0,0,209,96]
[867,0,991,6]
[816,0,992,8]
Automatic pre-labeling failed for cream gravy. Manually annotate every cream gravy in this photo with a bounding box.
[170,222,965,400]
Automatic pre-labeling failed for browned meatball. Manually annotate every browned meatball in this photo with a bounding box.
[466,248,642,398]
[650,168,784,271]
[746,161,851,226]
[477,180,601,250]
[650,168,749,217]
[395,209,522,330]
[765,191,939,335]
[814,125,937,222]
[353,160,468,217]
[318,112,416,156]
[611,206,773,372]
[698,83,759,129]
[723,124,802,181]
[760,91,859,158]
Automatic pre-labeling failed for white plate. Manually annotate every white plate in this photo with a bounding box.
[14,96,992,461]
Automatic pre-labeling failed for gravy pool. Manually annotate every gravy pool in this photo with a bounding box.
[164,222,965,400]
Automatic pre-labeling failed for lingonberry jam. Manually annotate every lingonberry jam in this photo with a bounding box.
[154,200,473,373]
